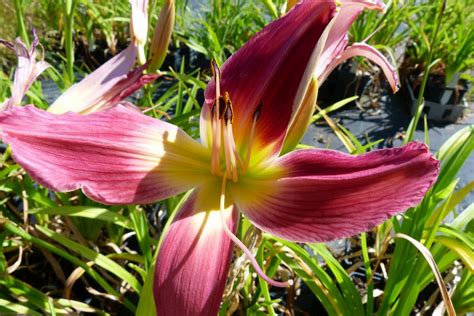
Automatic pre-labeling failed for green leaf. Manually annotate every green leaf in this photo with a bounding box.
[428,181,474,227]
[29,206,132,228]
[309,243,365,315]
[35,225,142,293]
[435,235,473,272]
[451,268,474,314]
[311,96,358,123]
[0,299,42,315]
[265,236,346,316]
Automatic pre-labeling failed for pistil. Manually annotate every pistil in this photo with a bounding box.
[219,173,290,288]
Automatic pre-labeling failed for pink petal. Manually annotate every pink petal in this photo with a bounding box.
[201,0,337,156]
[48,44,147,114]
[0,30,50,111]
[0,105,211,205]
[319,43,400,92]
[232,142,439,242]
[315,0,385,81]
[154,185,239,316]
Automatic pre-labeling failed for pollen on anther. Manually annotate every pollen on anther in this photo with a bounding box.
[224,100,234,124]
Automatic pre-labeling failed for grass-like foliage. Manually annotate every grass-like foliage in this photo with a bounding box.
[0,0,472,315]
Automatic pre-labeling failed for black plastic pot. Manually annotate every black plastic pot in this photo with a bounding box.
[318,61,371,108]
[413,74,471,106]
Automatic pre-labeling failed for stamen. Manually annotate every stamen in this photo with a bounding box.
[218,95,227,119]
[225,124,238,182]
[223,92,233,123]
[219,173,289,288]
[210,59,223,176]
[222,120,233,177]
[211,59,221,99]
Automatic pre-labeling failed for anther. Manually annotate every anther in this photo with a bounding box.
[211,58,221,79]
[218,96,227,119]
[224,98,234,124]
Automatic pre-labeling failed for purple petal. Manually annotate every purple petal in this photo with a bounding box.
[319,43,400,92]
[154,185,239,316]
[0,31,50,111]
[233,142,439,242]
[0,105,211,205]
[48,44,144,114]
[201,0,337,157]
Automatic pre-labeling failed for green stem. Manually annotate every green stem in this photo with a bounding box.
[13,0,30,47]
[405,0,446,143]
[360,233,374,315]
[64,0,77,87]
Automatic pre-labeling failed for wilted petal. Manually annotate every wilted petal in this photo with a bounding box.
[154,184,239,316]
[202,0,337,159]
[0,31,50,111]
[320,43,399,92]
[0,105,211,204]
[48,44,145,114]
[233,142,439,242]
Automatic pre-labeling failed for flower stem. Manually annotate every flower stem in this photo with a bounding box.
[405,0,446,143]
[13,0,29,47]
[63,0,77,87]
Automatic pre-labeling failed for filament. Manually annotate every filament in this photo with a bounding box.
[211,108,221,175]
[222,121,233,177]
[225,123,239,182]
[219,174,289,288]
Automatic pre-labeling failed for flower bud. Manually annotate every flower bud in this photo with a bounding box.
[148,0,175,72]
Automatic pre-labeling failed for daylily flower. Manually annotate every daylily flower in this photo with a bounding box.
[0,30,50,111]
[0,1,439,315]
[47,47,158,115]
[48,0,157,115]
[2,1,173,115]
[0,0,157,115]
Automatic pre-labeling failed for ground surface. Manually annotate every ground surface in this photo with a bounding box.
[302,94,474,211]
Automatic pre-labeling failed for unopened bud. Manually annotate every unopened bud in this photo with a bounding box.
[148,0,175,72]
